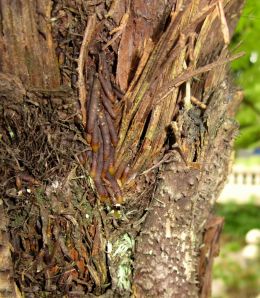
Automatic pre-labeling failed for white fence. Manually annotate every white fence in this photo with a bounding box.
[219,164,260,204]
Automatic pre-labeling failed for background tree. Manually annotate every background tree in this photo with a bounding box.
[0,0,245,297]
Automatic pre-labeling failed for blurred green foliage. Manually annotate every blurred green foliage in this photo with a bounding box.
[231,0,260,149]
[214,255,259,298]
[216,202,260,241]
[213,203,260,298]
[212,4,260,295]
[236,155,260,166]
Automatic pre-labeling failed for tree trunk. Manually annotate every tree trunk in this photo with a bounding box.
[0,0,244,297]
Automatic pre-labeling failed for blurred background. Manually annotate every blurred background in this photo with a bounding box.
[212,1,260,297]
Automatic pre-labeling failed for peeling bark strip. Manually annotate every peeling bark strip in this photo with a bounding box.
[199,215,224,298]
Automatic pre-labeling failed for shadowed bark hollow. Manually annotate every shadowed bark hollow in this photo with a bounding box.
[0,0,244,297]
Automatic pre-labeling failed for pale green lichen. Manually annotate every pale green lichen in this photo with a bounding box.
[117,259,132,290]
[113,234,134,258]
[112,233,135,291]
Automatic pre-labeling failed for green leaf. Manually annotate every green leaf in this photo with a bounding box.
[230,0,260,148]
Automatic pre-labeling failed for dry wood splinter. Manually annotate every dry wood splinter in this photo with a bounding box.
[86,74,101,143]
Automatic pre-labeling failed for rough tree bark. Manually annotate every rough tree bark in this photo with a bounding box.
[0,1,244,297]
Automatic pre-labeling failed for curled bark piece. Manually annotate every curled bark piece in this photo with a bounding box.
[91,122,100,153]
[86,74,101,141]
[113,87,124,99]
[17,173,40,185]
[99,73,116,103]
[121,165,131,185]
[102,159,110,179]
[91,133,109,201]
[108,146,115,176]
[15,176,22,190]
[115,193,123,205]
[95,129,104,180]
[98,53,115,103]
[99,52,111,81]
[86,150,92,164]
[105,111,118,146]
[94,178,108,202]
[91,128,102,179]
[86,133,92,145]
[112,82,124,98]
[90,151,98,179]
[106,173,123,204]
[101,136,114,178]
[115,161,127,180]
[86,68,95,110]
[98,110,111,161]
[101,90,116,119]
[77,152,88,165]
